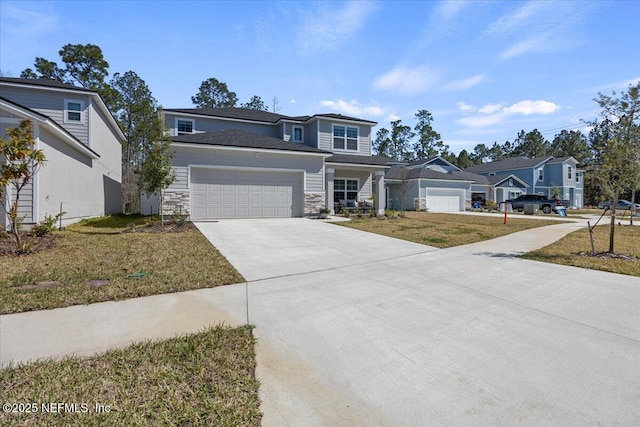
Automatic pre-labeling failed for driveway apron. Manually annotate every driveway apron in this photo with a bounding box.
[195,218,640,426]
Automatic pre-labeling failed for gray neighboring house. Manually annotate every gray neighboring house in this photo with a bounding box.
[0,77,124,229]
[144,108,391,219]
[465,156,584,207]
[386,157,483,212]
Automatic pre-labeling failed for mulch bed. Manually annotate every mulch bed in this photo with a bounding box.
[129,221,198,233]
[0,232,60,256]
[579,251,640,261]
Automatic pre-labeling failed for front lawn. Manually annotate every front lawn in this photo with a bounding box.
[0,325,261,426]
[522,224,640,277]
[0,215,244,314]
[337,212,561,248]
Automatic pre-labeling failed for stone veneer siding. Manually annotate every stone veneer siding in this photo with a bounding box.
[161,190,190,217]
[304,192,326,215]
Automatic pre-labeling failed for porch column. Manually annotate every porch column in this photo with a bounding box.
[375,171,385,216]
[326,168,335,214]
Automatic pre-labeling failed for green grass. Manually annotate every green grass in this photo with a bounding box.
[0,325,261,426]
[338,212,561,248]
[1,215,244,314]
[522,224,640,276]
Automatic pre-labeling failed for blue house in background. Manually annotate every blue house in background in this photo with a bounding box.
[465,156,584,208]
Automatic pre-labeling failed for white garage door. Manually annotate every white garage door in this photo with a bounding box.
[191,168,303,219]
[426,189,464,212]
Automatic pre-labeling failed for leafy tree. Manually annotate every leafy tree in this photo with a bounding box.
[0,120,46,252]
[471,143,490,164]
[241,95,268,111]
[372,128,392,158]
[137,115,175,226]
[191,78,238,108]
[550,130,591,165]
[21,44,109,90]
[488,142,505,161]
[456,149,474,169]
[512,129,549,158]
[588,82,640,252]
[110,71,164,213]
[390,119,415,161]
[413,110,447,159]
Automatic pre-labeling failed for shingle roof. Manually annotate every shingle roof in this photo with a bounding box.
[407,156,439,166]
[487,174,529,187]
[386,166,479,182]
[326,154,394,167]
[465,156,553,173]
[0,77,92,92]
[547,156,576,164]
[163,108,378,125]
[171,129,331,154]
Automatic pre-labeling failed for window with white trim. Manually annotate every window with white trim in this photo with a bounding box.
[64,100,84,123]
[538,168,544,181]
[176,118,194,135]
[333,125,358,150]
[334,179,358,203]
[567,165,572,180]
[292,126,303,143]
[576,171,581,184]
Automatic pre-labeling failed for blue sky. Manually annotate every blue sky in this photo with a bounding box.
[2,0,639,155]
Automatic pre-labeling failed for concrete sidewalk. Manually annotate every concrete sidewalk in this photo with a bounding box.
[2,218,639,426]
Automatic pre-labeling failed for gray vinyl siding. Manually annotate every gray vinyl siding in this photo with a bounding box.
[0,86,90,144]
[165,113,279,138]
[307,120,319,148]
[333,170,373,199]
[169,145,324,192]
[317,119,372,156]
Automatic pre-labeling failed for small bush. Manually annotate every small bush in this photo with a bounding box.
[368,209,376,218]
[31,212,66,237]
[319,207,331,215]
[486,200,497,212]
[340,208,350,217]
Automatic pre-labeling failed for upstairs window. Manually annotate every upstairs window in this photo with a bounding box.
[176,118,194,135]
[567,165,572,180]
[538,168,544,181]
[333,125,358,150]
[293,126,303,143]
[576,171,581,184]
[64,100,84,123]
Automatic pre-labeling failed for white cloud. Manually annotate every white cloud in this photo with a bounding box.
[457,99,560,128]
[478,103,503,114]
[297,1,377,53]
[484,2,547,37]
[1,3,58,38]
[502,100,560,115]
[457,102,474,112]
[320,99,384,117]
[290,99,296,104]
[444,74,485,91]
[386,113,401,122]
[373,64,441,95]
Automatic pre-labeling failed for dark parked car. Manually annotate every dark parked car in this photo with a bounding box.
[598,199,640,211]
[505,194,568,214]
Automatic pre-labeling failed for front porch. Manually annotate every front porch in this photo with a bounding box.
[325,155,391,215]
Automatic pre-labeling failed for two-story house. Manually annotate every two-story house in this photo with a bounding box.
[0,78,124,229]
[150,108,390,219]
[465,156,584,208]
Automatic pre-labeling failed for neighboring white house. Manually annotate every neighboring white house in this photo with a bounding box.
[0,77,124,228]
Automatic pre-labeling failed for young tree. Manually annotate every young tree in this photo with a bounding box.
[413,109,446,159]
[241,95,268,111]
[456,149,474,169]
[588,82,640,252]
[271,96,282,113]
[137,115,175,226]
[191,78,238,108]
[0,120,46,251]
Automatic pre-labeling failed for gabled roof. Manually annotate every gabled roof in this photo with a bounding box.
[487,173,529,187]
[0,77,126,143]
[326,154,393,167]
[0,77,89,92]
[171,129,331,155]
[164,107,289,124]
[0,97,100,159]
[465,156,553,173]
[547,156,577,164]
[407,156,461,171]
[386,166,476,182]
[163,108,377,126]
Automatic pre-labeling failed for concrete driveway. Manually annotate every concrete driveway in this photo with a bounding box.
[195,218,640,426]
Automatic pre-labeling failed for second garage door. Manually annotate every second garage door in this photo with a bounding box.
[425,189,464,212]
[191,168,303,219]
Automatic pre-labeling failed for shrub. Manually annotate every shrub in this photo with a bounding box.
[368,209,376,218]
[31,212,65,237]
[486,200,497,212]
